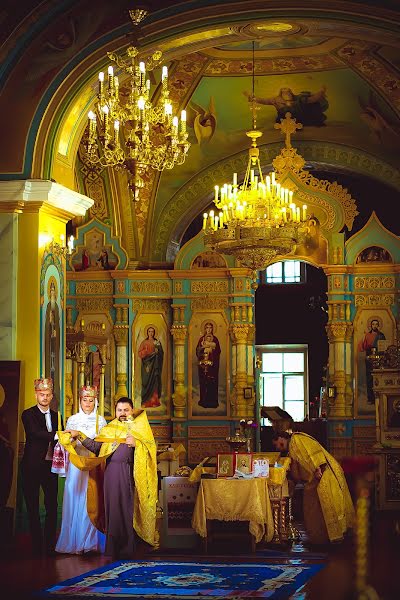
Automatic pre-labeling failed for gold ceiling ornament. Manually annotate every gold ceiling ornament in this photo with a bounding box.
[271,113,358,231]
[86,32,190,201]
[203,44,310,286]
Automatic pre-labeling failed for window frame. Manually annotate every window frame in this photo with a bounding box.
[262,260,306,285]
[256,344,308,423]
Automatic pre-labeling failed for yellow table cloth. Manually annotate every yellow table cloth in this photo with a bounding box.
[192,478,275,544]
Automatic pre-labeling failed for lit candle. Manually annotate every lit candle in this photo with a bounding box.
[102,105,109,131]
[180,109,186,134]
[60,234,65,244]
[219,212,223,227]
[266,175,271,191]
[302,204,307,221]
[271,171,276,186]
[114,120,120,144]
[108,65,114,90]
[139,61,145,87]
[214,185,219,202]
[98,72,104,98]
[209,210,214,228]
[68,235,74,254]
[233,172,237,186]
[203,213,208,230]
[214,216,219,230]
[296,207,300,222]
[172,115,178,133]
[282,207,287,222]
[162,66,168,80]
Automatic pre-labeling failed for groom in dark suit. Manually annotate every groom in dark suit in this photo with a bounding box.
[21,378,62,555]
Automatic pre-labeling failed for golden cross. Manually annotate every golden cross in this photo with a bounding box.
[274,112,303,148]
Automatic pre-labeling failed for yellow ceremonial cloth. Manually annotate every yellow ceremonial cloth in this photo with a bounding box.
[57,410,159,547]
[289,432,355,543]
[268,457,291,486]
[192,478,274,544]
[188,466,216,482]
[157,443,186,461]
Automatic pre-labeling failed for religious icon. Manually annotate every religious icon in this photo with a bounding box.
[196,322,221,409]
[235,453,253,475]
[138,325,164,408]
[217,453,234,477]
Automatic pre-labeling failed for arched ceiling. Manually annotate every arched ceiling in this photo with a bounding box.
[1,0,400,266]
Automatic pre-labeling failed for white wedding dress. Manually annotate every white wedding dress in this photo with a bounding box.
[55,409,107,554]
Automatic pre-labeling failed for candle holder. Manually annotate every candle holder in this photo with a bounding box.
[225,429,247,453]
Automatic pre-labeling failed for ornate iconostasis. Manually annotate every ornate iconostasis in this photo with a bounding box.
[61,212,400,464]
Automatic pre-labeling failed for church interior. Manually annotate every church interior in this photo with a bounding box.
[1,1,400,598]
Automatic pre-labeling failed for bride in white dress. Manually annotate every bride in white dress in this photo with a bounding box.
[56,386,107,554]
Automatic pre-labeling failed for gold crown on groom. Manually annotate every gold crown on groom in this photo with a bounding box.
[34,378,53,391]
[80,385,97,399]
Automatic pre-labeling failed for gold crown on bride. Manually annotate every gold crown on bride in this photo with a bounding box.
[80,385,97,399]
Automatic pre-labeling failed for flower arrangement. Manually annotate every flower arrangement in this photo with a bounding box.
[239,419,258,452]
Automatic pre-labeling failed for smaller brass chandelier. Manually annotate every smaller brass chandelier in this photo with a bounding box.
[203,43,309,281]
[46,234,74,260]
[86,45,190,200]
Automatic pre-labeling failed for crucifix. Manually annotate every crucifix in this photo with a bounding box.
[274,112,303,148]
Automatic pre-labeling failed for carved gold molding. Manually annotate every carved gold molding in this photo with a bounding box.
[188,426,231,438]
[326,322,349,341]
[113,325,129,345]
[130,281,171,294]
[355,294,395,307]
[170,324,187,342]
[230,323,251,343]
[76,298,113,311]
[354,276,395,289]
[191,281,228,293]
[191,297,229,311]
[132,299,170,312]
[76,281,113,295]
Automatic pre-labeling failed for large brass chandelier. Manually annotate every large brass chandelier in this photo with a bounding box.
[203,44,308,280]
[86,13,190,201]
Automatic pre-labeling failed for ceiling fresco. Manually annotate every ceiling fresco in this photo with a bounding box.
[1,1,400,264]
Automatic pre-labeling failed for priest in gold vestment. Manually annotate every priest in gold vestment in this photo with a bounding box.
[272,431,354,545]
[59,397,158,558]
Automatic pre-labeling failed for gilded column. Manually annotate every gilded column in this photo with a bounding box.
[64,350,74,420]
[75,340,87,392]
[113,325,129,402]
[247,322,255,390]
[345,322,354,417]
[170,324,188,418]
[326,321,347,418]
[230,323,252,417]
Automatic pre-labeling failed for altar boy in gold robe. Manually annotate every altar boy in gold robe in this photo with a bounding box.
[272,431,354,545]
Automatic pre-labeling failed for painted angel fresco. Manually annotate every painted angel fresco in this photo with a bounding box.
[186,97,217,144]
[358,92,400,145]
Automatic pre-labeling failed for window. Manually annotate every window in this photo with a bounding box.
[264,260,304,284]
[258,345,308,423]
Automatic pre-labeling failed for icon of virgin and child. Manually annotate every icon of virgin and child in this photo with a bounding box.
[196,322,221,409]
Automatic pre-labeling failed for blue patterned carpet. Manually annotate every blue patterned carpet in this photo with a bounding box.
[39,559,324,599]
